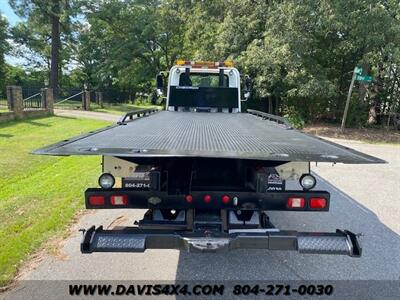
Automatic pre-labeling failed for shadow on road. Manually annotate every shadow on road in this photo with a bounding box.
[175,177,400,281]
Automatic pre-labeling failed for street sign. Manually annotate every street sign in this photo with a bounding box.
[356,75,373,82]
[342,66,371,131]
[354,66,363,75]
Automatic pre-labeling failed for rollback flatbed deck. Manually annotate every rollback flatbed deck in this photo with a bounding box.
[34,60,385,257]
[34,109,383,164]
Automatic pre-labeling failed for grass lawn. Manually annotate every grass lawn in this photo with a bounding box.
[0,101,9,113]
[90,103,160,115]
[0,116,111,286]
[54,100,160,116]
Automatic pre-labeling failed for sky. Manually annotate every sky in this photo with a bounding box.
[0,1,85,68]
[0,0,24,65]
[0,0,21,26]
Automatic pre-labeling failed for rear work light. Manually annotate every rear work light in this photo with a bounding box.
[299,174,316,190]
[310,197,327,209]
[98,173,115,189]
[110,195,128,206]
[287,197,305,208]
[89,196,105,206]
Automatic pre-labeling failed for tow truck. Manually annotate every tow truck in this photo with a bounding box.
[34,60,385,257]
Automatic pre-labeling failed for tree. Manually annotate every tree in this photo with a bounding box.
[9,0,77,97]
[0,13,10,97]
[182,0,227,60]
[6,0,400,127]
[75,0,189,95]
[50,0,61,97]
[4,64,47,87]
[232,0,400,125]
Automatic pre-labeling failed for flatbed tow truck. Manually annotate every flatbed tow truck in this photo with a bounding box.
[34,60,385,257]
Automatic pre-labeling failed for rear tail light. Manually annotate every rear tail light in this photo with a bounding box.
[310,197,327,209]
[110,195,128,206]
[203,195,212,203]
[287,197,305,208]
[222,195,230,204]
[89,196,105,206]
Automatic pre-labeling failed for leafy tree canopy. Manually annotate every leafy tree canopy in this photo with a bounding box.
[3,0,400,126]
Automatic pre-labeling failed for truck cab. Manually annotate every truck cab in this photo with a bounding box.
[160,60,247,113]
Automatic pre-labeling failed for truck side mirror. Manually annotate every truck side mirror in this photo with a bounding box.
[156,74,164,96]
[242,75,252,101]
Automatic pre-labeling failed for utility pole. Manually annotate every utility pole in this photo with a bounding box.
[341,67,362,132]
[50,0,61,99]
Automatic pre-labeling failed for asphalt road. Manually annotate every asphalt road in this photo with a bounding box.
[2,128,399,299]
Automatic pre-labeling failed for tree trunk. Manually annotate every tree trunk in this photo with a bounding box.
[268,96,273,113]
[367,63,385,125]
[368,106,377,124]
[275,96,281,116]
[50,0,61,99]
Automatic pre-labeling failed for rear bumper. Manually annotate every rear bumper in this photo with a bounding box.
[81,226,362,257]
[85,189,330,211]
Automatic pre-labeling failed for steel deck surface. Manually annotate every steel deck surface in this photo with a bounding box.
[33,111,385,164]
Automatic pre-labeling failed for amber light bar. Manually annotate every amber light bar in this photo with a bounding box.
[175,60,234,68]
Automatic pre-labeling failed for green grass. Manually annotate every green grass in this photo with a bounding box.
[0,116,111,286]
[54,100,160,116]
[0,99,9,112]
[90,103,160,115]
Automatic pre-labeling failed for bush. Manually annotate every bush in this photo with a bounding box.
[283,106,305,129]
[346,97,369,128]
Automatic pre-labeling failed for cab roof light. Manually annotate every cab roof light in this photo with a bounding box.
[175,60,234,68]
[222,195,230,204]
[203,194,212,203]
[185,194,193,203]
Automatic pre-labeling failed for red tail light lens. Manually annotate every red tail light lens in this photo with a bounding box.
[287,197,305,208]
[110,195,128,206]
[203,195,212,203]
[89,196,105,206]
[185,194,193,203]
[222,195,230,204]
[310,197,326,209]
